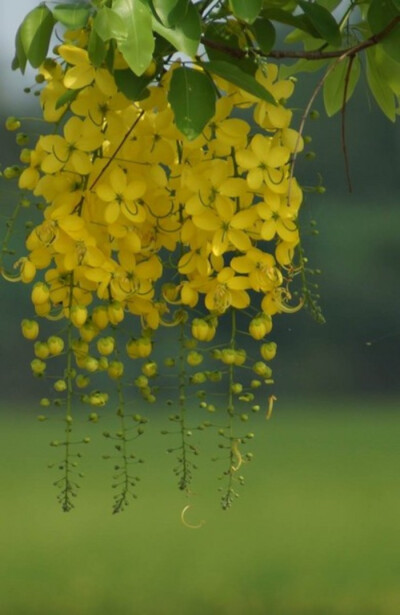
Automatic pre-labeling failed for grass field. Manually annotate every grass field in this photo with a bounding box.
[1,397,399,615]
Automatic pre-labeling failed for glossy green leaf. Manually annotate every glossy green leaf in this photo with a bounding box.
[368,0,400,62]
[52,3,91,29]
[204,24,258,75]
[201,60,276,104]
[252,18,276,53]
[279,58,328,78]
[229,0,262,24]
[297,1,341,47]
[113,0,155,76]
[168,67,216,140]
[152,0,189,27]
[55,88,79,110]
[261,7,320,37]
[366,48,396,121]
[93,7,128,41]
[88,28,108,67]
[323,56,361,117]
[151,2,201,57]
[19,5,55,69]
[316,0,342,10]
[368,45,400,96]
[114,69,152,101]
[12,27,27,72]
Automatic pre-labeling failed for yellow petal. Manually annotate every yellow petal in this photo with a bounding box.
[230,289,250,309]
[193,212,220,232]
[230,255,254,274]
[235,149,259,170]
[215,197,235,222]
[264,145,290,168]
[228,228,252,252]
[261,220,276,241]
[247,167,264,191]
[104,201,120,224]
[64,65,94,90]
[230,207,258,229]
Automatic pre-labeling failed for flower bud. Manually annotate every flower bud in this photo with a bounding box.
[92,306,109,330]
[260,342,277,361]
[34,341,50,359]
[21,319,39,340]
[187,350,203,366]
[31,282,50,305]
[97,336,115,356]
[6,117,21,131]
[107,361,124,379]
[47,336,64,355]
[252,361,272,379]
[70,305,88,328]
[142,361,157,377]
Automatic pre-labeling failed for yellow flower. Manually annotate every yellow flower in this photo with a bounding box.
[40,117,103,175]
[96,167,147,225]
[201,268,250,313]
[59,45,116,95]
[236,134,291,191]
[256,194,299,243]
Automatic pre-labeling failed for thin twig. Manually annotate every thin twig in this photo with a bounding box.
[341,55,355,193]
[202,15,400,62]
[89,109,144,190]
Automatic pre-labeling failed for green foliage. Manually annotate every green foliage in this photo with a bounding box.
[10,0,400,131]
[323,56,361,117]
[297,0,341,47]
[168,66,216,139]
[52,3,91,29]
[201,61,276,104]
[229,0,263,24]
[14,5,54,71]
[152,0,190,27]
[151,1,201,57]
[113,0,155,76]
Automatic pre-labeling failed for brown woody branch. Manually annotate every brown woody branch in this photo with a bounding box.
[202,15,400,61]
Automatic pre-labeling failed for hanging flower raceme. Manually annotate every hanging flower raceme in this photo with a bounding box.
[1,18,310,516]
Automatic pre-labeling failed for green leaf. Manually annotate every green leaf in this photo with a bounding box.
[261,7,320,37]
[88,28,108,67]
[52,3,91,29]
[168,67,216,140]
[113,0,155,76]
[229,0,262,24]
[323,56,361,116]
[204,24,258,75]
[114,69,152,101]
[315,0,342,10]
[366,48,396,121]
[93,7,128,41]
[368,45,400,96]
[12,27,27,73]
[201,60,276,104]
[368,0,400,62]
[252,18,276,53]
[152,0,189,27]
[55,88,79,110]
[19,5,55,69]
[151,2,201,57]
[297,0,341,47]
[279,57,328,78]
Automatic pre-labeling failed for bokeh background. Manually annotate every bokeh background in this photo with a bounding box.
[0,2,399,614]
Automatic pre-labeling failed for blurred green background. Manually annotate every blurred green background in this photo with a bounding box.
[1,3,399,614]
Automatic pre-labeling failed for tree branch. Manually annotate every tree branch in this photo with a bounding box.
[202,15,400,61]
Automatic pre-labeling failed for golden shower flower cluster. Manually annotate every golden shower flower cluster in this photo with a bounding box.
[3,31,305,512]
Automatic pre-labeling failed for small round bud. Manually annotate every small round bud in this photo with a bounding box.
[5,116,21,131]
